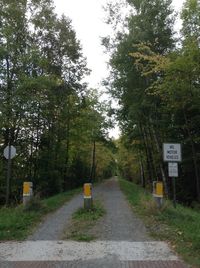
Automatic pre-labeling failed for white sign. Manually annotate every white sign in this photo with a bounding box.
[168,162,178,177]
[3,145,16,159]
[163,143,182,162]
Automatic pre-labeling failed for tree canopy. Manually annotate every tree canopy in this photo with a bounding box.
[0,0,116,205]
[104,0,200,205]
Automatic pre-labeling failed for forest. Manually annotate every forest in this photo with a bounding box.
[0,0,200,207]
[103,0,200,206]
[0,0,116,205]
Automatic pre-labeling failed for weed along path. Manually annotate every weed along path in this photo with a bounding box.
[0,177,188,267]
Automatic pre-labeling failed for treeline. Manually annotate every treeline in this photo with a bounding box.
[0,0,116,205]
[104,0,200,205]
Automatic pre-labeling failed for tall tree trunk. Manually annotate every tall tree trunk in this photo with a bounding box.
[33,106,41,180]
[90,140,96,182]
[139,159,145,188]
[136,133,146,188]
[146,124,160,181]
[183,109,200,202]
[149,117,169,197]
[64,114,70,190]
[143,124,157,183]
[141,128,151,184]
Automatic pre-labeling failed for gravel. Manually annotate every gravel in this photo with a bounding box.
[89,177,150,241]
[0,241,179,261]
[29,177,150,241]
[28,194,83,240]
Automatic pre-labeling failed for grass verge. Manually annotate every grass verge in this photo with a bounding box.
[119,178,200,268]
[63,200,105,242]
[0,188,81,241]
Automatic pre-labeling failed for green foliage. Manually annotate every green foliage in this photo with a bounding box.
[181,0,200,39]
[119,178,200,267]
[104,0,200,204]
[103,0,176,195]
[0,0,115,205]
[119,178,148,206]
[129,38,200,203]
[116,138,140,182]
[0,206,40,240]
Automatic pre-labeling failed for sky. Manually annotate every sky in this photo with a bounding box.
[53,0,185,138]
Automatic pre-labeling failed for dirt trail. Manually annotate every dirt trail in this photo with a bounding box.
[90,177,150,241]
[28,193,83,240]
[29,177,149,241]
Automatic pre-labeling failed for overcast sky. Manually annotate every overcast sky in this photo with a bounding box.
[53,0,185,138]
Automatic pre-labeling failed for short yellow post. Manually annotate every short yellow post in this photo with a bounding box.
[153,181,163,208]
[83,183,92,210]
[23,182,33,206]
[156,182,163,197]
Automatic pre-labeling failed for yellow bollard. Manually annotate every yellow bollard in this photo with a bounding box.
[84,183,92,198]
[23,182,33,205]
[156,182,163,197]
[83,183,92,210]
[153,181,163,208]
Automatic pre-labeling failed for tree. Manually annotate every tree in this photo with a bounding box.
[181,0,200,39]
[128,34,200,203]
[103,0,175,195]
[0,0,114,205]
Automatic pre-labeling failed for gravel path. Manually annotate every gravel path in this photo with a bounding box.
[28,194,83,240]
[29,177,150,241]
[89,177,150,241]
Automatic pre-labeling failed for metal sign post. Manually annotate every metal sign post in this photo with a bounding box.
[168,162,178,209]
[4,145,16,206]
[172,177,176,208]
[6,145,11,206]
[163,143,182,209]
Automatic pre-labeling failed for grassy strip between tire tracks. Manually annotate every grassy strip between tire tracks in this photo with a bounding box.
[63,200,105,242]
[0,188,81,241]
[119,178,200,268]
